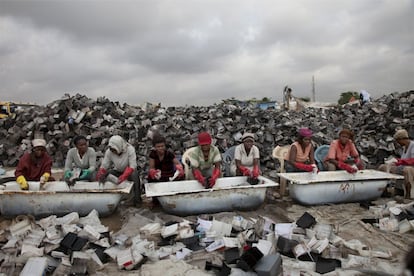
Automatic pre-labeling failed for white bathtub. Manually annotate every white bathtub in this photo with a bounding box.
[0,180,133,217]
[145,176,278,216]
[277,169,404,205]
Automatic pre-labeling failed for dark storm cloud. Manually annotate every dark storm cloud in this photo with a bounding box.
[0,0,412,106]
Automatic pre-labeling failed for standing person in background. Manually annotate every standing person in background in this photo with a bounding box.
[96,135,141,205]
[15,138,53,190]
[286,128,317,172]
[378,129,414,198]
[64,135,97,182]
[234,132,260,178]
[359,90,371,106]
[185,132,221,188]
[283,86,292,110]
[148,134,184,182]
[324,128,364,173]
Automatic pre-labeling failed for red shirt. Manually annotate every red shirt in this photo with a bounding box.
[325,139,359,162]
[15,152,53,181]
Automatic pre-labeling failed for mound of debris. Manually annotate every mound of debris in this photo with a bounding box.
[0,91,413,178]
[1,199,412,275]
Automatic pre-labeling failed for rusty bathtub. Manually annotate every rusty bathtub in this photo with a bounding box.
[145,176,278,216]
[0,180,133,217]
[277,169,403,205]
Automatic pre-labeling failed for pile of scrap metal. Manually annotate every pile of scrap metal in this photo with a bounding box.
[0,91,413,178]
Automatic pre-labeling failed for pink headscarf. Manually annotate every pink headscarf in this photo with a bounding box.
[298,128,313,138]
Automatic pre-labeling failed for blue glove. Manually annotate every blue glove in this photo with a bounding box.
[64,170,73,180]
[79,169,91,180]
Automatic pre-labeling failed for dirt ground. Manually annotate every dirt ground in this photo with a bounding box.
[91,190,414,275]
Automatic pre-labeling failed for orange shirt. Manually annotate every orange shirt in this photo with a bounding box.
[325,139,359,162]
[287,142,312,163]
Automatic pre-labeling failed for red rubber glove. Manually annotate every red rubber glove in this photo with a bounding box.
[118,167,134,184]
[96,168,107,182]
[252,165,260,178]
[396,158,414,166]
[148,169,159,179]
[338,161,357,174]
[354,158,364,170]
[239,166,251,176]
[294,162,314,172]
[193,169,205,185]
[209,167,221,188]
[176,164,184,177]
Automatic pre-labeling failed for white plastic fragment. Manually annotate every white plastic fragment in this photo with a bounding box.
[205,239,225,252]
[20,257,48,276]
[161,223,178,238]
[9,219,32,237]
[21,243,44,257]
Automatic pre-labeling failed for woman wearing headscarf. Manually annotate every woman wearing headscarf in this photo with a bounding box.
[285,128,316,172]
[234,132,260,178]
[185,132,221,188]
[378,129,414,198]
[96,135,141,204]
[148,134,184,182]
[15,138,53,190]
[64,135,97,182]
[324,128,364,173]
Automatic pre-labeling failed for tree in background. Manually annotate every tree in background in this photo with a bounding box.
[338,91,359,105]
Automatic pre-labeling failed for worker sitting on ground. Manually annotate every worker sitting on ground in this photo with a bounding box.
[324,128,364,173]
[185,132,221,188]
[233,132,260,178]
[285,128,317,172]
[148,134,184,182]
[15,138,54,190]
[378,129,414,198]
[96,135,141,204]
[64,135,97,183]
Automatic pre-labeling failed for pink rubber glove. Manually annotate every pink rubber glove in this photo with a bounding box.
[338,161,357,174]
[209,167,221,188]
[176,164,184,177]
[396,158,414,166]
[149,169,160,180]
[96,168,107,182]
[193,169,205,185]
[239,166,251,176]
[252,165,260,178]
[295,162,314,172]
[354,158,364,170]
[118,167,134,184]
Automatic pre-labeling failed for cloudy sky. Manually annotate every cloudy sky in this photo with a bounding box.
[0,0,413,107]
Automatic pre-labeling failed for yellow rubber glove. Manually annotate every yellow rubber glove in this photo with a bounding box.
[16,175,28,190]
[40,172,50,184]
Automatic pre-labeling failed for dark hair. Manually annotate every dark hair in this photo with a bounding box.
[73,135,87,146]
[339,129,354,140]
[152,135,166,146]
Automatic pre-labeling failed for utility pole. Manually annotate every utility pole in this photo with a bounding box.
[312,75,315,102]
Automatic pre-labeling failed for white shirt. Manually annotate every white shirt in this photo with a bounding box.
[402,141,414,159]
[234,144,260,169]
[360,90,371,102]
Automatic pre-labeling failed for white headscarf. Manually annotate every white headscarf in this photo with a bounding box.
[108,135,127,154]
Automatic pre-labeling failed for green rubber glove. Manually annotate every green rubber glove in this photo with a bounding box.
[79,169,91,180]
[64,170,73,180]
